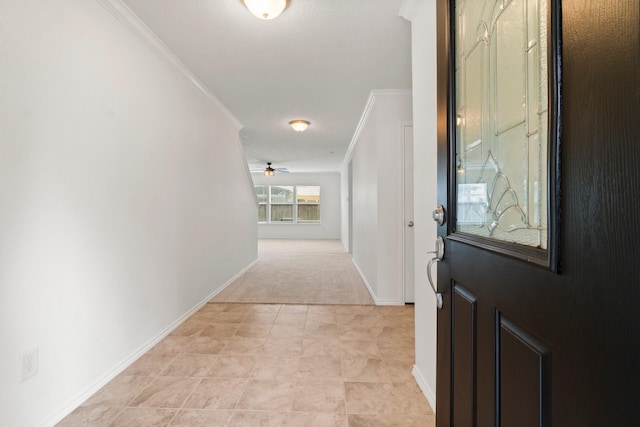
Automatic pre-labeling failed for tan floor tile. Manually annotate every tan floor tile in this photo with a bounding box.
[344,382,394,414]
[274,312,307,325]
[262,337,303,356]
[335,305,376,315]
[184,337,229,354]
[348,413,435,427]
[249,304,282,312]
[149,336,191,354]
[338,314,386,328]
[383,359,416,382]
[301,337,341,358]
[55,405,122,427]
[286,412,348,427]
[376,305,414,315]
[336,314,358,325]
[342,358,391,383]
[58,302,430,427]
[122,353,175,377]
[82,376,153,407]
[213,312,247,324]
[339,340,381,358]
[307,305,337,314]
[382,314,414,327]
[234,324,273,338]
[381,382,435,416]
[345,314,385,328]
[374,325,414,340]
[279,304,309,313]
[251,356,300,379]
[129,377,199,408]
[243,311,278,324]
[269,323,305,338]
[160,354,217,377]
[201,303,232,312]
[108,407,176,427]
[297,356,342,379]
[222,336,267,354]
[236,379,295,411]
[182,378,247,410]
[168,409,232,426]
[378,343,415,360]
[292,379,346,413]
[304,320,339,337]
[306,312,337,324]
[188,311,219,324]
[228,411,288,427]
[338,325,377,341]
[170,320,208,337]
[221,304,253,313]
[198,323,240,338]
[207,355,257,378]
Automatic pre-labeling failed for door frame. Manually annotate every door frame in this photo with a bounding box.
[401,122,415,303]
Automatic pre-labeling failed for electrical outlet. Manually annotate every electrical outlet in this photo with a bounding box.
[21,348,39,382]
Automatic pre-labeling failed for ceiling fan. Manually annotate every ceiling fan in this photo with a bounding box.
[250,162,289,175]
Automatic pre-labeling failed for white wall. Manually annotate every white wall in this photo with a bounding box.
[343,90,412,305]
[0,1,258,426]
[252,172,341,240]
[401,0,439,411]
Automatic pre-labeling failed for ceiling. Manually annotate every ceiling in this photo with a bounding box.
[122,0,412,173]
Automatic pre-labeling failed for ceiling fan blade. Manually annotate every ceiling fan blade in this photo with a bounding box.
[275,167,289,174]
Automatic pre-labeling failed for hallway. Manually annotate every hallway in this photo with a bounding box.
[57,302,434,426]
[212,239,374,305]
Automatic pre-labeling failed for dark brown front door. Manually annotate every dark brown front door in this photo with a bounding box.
[435,1,640,426]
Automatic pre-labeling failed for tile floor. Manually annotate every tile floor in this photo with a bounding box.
[58,303,434,427]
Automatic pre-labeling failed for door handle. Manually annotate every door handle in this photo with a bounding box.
[407,221,414,227]
[427,236,444,309]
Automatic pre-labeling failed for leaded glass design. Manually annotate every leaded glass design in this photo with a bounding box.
[455,0,548,249]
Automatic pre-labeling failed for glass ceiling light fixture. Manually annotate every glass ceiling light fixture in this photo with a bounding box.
[264,162,275,176]
[289,119,310,132]
[243,0,287,20]
[456,156,466,174]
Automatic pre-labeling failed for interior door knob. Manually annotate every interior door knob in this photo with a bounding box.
[407,221,414,227]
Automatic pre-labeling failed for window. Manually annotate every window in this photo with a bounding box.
[255,185,321,224]
[255,185,268,222]
[270,185,294,222]
[296,185,320,223]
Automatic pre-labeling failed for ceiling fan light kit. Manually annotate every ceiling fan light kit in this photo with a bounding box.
[289,119,310,132]
[243,0,287,20]
[264,162,276,176]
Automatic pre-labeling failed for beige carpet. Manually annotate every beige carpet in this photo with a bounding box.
[211,239,374,305]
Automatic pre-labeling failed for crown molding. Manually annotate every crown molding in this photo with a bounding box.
[342,89,413,170]
[399,0,424,22]
[96,0,243,131]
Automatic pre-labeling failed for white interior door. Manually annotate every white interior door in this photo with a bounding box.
[403,124,415,303]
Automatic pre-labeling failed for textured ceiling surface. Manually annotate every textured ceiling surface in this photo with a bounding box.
[122,0,412,173]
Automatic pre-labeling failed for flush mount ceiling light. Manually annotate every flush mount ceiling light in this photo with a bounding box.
[289,119,310,132]
[264,162,275,176]
[243,0,287,20]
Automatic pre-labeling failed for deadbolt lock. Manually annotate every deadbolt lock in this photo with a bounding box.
[433,205,446,226]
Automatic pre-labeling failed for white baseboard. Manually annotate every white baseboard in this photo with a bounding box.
[208,258,258,301]
[43,258,258,427]
[412,365,437,414]
[351,259,377,303]
[351,259,404,306]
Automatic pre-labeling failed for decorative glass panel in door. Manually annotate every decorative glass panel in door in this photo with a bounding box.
[455,0,549,252]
